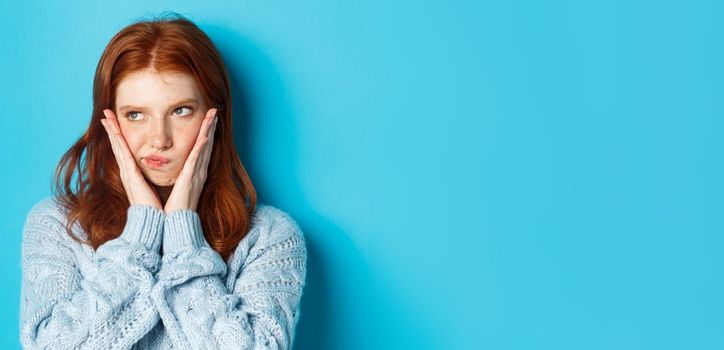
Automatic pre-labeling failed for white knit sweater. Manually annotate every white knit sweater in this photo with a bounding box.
[19,196,307,349]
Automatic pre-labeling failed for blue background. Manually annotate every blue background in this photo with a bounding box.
[1,1,722,349]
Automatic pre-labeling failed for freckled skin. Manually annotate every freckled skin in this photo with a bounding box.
[113,69,207,198]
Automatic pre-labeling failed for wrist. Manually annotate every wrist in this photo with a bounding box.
[163,209,208,253]
[163,199,197,214]
[120,204,165,251]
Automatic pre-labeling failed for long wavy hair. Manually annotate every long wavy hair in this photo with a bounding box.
[53,13,256,261]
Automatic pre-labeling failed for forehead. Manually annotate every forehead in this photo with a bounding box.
[115,70,201,107]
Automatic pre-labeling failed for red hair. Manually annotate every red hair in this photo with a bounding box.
[53,13,256,261]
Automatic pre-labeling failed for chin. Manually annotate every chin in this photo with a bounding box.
[143,174,176,187]
[153,179,176,187]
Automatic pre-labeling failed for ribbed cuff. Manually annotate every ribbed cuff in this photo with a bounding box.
[163,209,209,253]
[120,205,165,252]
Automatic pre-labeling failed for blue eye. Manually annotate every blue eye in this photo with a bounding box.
[127,111,144,121]
[125,106,193,121]
[173,106,193,117]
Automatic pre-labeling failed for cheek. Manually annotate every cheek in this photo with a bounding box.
[120,130,144,158]
[176,123,203,154]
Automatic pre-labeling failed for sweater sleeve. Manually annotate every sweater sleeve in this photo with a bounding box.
[20,203,165,349]
[151,209,307,350]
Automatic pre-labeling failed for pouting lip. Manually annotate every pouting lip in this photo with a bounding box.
[144,155,170,164]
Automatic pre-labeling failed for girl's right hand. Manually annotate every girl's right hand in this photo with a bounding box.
[100,109,163,210]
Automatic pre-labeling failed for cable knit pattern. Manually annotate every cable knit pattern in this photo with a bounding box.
[20,196,307,349]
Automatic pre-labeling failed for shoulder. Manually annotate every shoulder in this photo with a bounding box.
[224,204,306,297]
[23,195,77,243]
[231,203,306,283]
[25,195,69,227]
[250,204,306,249]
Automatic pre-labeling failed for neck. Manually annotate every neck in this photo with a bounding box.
[155,185,172,207]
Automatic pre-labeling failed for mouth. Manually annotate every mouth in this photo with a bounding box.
[144,155,170,169]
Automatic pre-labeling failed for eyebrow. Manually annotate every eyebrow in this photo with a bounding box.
[118,98,200,112]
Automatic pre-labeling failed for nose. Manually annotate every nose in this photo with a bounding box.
[150,116,173,151]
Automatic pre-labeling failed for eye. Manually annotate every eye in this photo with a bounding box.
[173,106,193,117]
[126,111,144,121]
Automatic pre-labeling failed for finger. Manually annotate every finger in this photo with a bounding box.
[101,118,123,167]
[207,111,218,145]
[103,112,138,182]
[102,110,124,138]
[200,113,218,168]
[194,108,215,142]
[206,109,218,139]
[103,109,137,166]
[178,136,208,180]
[102,111,126,169]
[182,110,216,177]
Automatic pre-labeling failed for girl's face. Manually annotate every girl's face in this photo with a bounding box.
[113,69,207,187]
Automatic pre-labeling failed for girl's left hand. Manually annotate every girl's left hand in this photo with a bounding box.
[164,108,218,213]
